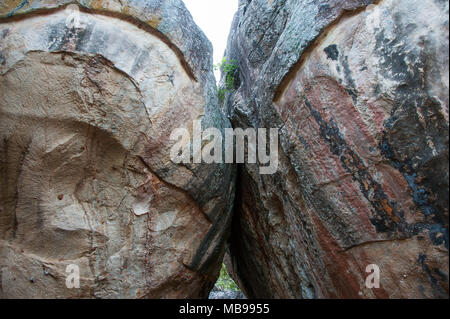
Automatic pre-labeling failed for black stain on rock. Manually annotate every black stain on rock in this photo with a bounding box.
[375,26,449,249]
[47,22,68,51]
[1,28,9,40]
[342,56,357,90]
[334,55,359,104]
[6,0,29,17]
[318,4,332,18]
[346,88,358,105]
[324,44,339,61]
[75,24,95,52]
[303,96,408,236]
[0,51,5,66]
[47,21,94,52]
[418,254,448,298]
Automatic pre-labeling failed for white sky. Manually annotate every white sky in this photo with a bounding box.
[183,0,239,81]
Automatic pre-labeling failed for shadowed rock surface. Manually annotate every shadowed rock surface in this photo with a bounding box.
[223,0,449,299]
[0,0,234,298]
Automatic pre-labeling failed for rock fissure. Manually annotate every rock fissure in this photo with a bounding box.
[0,0,448,299]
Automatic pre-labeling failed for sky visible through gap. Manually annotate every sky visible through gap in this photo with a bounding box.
[183,0,239,81]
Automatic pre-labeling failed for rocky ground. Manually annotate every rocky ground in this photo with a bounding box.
[209,286,246,300]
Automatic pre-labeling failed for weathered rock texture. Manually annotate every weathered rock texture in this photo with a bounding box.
[0,0,234,298]
[224,0,449,298]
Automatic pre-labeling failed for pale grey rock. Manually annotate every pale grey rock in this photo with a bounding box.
[0,0,234,299]
[209,290,246,300]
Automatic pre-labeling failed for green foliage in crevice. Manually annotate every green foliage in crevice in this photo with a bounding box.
[215,263,241,292]
[215,57,239,103]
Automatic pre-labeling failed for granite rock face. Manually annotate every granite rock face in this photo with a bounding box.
[224,0,449,298]
[208,288,246,300]
[0,0,234,298]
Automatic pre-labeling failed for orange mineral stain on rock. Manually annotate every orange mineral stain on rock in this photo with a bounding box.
[382,199,393,217]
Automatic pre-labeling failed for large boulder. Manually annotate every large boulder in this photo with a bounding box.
[224,0,449,298]
[0,0,234,298]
